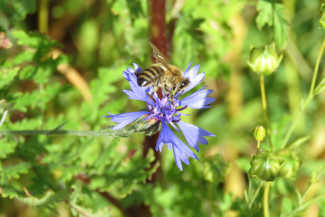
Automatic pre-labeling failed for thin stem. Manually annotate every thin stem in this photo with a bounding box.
[308,36,325,99]
[38,0,49,34]
[263,182,271,217]
[248,181,264,209]
[0,130,126,137]
[67,202,92,217]
[282,36,325,148]
[260,75,273,151]
[0,127,151,137]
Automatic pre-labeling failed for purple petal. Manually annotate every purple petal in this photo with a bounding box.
[185,64,200,78]
[123,70,135,81]
[156,122,199,171]
[183,62,193,77]
[183,72,205,95]
[122,72,154,103]
[133,63,142,73]
[105,111,150,130]
[180,86,215,109]
[178,121,215,152]
[123,89,148,102]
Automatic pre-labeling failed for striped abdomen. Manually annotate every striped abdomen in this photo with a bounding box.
[137,65,164,87]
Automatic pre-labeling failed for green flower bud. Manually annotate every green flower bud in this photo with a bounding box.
[247,44,283,76]
[277,149,300,180]
[320,3,325,30]
[250,149,280,181]
[254,125,266,142]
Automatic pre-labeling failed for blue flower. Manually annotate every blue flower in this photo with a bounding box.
[105,62,215,171]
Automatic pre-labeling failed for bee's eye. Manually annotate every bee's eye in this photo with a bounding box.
[180,80,188,88]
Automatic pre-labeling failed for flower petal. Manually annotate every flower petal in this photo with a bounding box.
[105,111,150,130]
[185,64,200,79]
[122,66,153,103]
[183,62,193,77]
[180,86,215,109]
[156,122,199,171]
[183,72,205,95]
[178,121,215,152]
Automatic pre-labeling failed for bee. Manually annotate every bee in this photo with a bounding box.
[136,42,190,95]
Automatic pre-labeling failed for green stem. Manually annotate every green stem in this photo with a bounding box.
[0,129,130,137]
[38,0,49,34]
[0,122,160,138]
[248,181,264,209]
[282,36,325,148]
[263,182,271,217]
[260,75,273,151]
[308,36,325,99]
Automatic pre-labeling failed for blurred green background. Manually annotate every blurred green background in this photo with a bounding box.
[1,0,325,216]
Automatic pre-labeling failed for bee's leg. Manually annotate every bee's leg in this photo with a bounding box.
[164,84,173,96]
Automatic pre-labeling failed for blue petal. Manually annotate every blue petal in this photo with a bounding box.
[133,63,142,73]
[185,64,200,78]
[183,70,205,95]
[105,111,150,130]
[178,121,215,152]
[183,62,193,77]
[122,68,154,103]
[123,89,148,102]
[156,122,199,171]
[180,86,215,109]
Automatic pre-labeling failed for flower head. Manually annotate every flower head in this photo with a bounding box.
[105,62,215,171]
[247,44,283,76]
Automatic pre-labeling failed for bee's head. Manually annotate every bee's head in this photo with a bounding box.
[174,78,190,94]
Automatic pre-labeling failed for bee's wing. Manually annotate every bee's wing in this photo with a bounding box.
[149,42,176,76]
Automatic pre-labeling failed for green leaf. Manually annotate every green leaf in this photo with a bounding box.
[19,65,38,80]
[0,0,36,25]
[281,197,294,214]
[0,67,19,89]
[3,162,31,180]
[287,136,310,149]
[256,0,273,29]
[255,1,289,49]
[12,30,41,48]
[17,190,70,207]
[0,185,24,199]
[0,137,17,159]
[273,3,289,49]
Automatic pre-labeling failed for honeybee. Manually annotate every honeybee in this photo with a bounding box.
[136,42,190,95]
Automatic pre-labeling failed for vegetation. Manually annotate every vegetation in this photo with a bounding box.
[1,0,325,216]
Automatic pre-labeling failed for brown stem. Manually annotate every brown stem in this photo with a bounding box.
[142,0,170,184]
[149,0,168,58]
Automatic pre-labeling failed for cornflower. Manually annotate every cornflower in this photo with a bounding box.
[105,62,215,171]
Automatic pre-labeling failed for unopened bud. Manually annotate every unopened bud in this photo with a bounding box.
[250,149,280,181]
[247,44,283,76]
[254,126,266,142]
